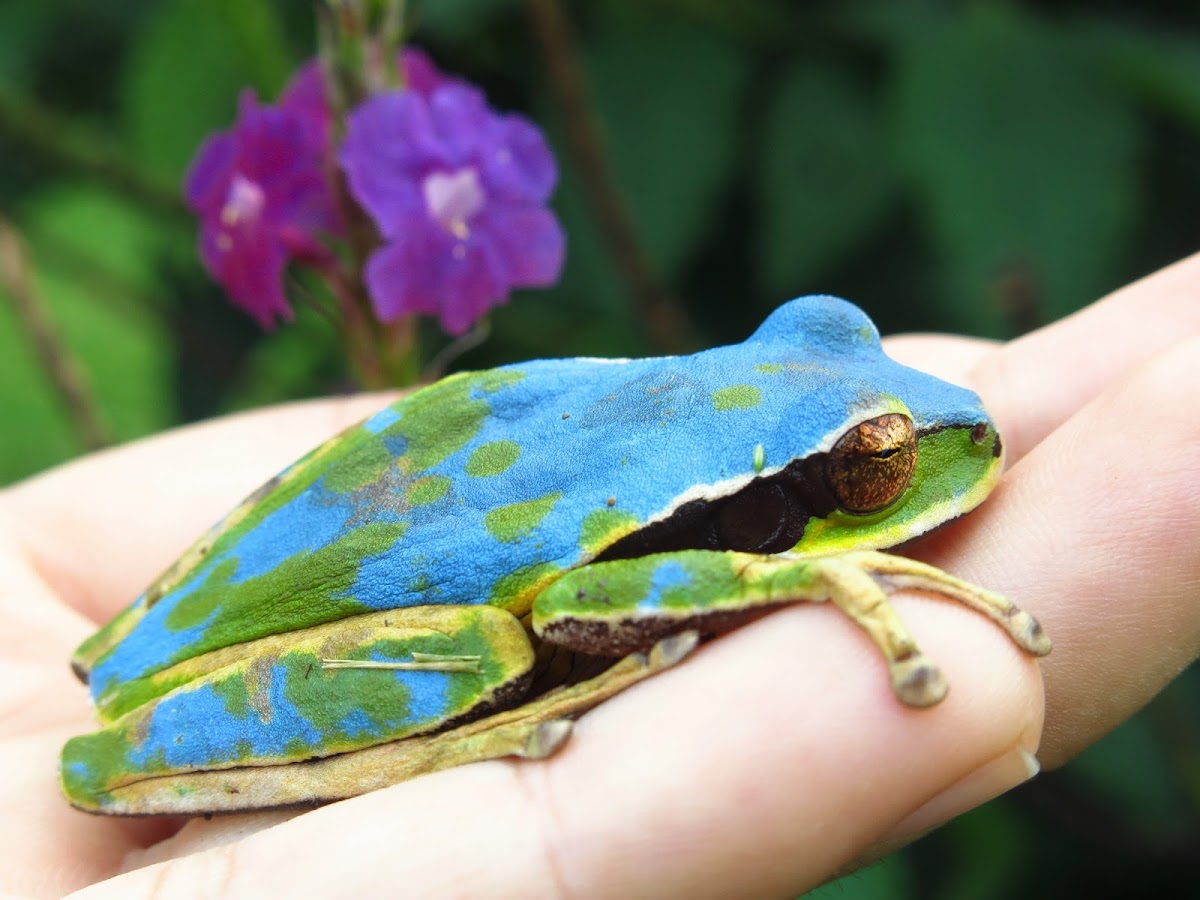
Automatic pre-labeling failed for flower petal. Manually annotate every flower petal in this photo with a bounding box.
[426,84,492,167]
[184,131,236,213]
[341,92,439,237]
[482,114,559,203]
[365,223,508,335]
[363,223,450,322]
[478,206,565,287]
[401,48,458,96]
[280,60,332,147]
[199,220,292,329]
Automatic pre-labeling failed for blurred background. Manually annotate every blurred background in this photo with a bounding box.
[1,0,1196,895]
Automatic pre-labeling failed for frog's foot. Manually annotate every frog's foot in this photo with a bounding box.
[840,550,1052,657]
[793,554,949,707]
[798,550,1049,706]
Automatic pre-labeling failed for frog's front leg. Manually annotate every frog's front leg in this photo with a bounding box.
[534,548,1051,708]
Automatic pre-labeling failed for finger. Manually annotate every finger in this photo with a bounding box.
[67,590,1044,898]
[0,727,179,897]
[2,393,395,623]
[915,336,1200,768]
[885,253,1200,469]
[882,333,996,386]
[972,252,1200,463]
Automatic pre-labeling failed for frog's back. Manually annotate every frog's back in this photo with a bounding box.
[77,296,988,697]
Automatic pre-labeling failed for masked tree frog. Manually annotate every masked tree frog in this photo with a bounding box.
[61,296,1050,815]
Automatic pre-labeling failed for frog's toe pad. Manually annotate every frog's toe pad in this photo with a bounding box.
[1010,612,1052,657]
[520,720,574,760]
[891,654,949,707]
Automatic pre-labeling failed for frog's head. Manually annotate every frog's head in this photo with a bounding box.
[593,296,1004,562]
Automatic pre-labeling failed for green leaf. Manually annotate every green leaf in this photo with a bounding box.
[758,62,896,298]
[1098,26,1200,134]
[222,302,343,412]
[122,0,295,182]
[584,14,749,281]
[893,7,1141,333]
[1068,714,1190,828]
[0,185,174,483]
[803,848,911,899]
[0,3,55,84]
[414,0,517,40]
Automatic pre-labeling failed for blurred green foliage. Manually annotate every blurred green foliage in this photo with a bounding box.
[0,0,1196,895]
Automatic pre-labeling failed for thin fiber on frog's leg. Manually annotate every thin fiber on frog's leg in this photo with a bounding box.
[809,559,948,708]
[86,633,700,816]
[845,551,1052,656]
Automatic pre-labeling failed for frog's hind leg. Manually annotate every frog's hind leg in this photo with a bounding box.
[72,632,699,815]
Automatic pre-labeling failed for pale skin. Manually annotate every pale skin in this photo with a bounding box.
[2,254,1198,898]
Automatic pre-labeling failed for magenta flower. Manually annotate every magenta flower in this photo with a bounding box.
[184,72,341,328]
[339,81,565,334]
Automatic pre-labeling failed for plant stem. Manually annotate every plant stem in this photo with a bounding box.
[0,216,112,451]
[0,88,184,219]
[526,0,694,353]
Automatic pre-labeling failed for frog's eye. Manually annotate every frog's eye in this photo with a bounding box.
[825,414,917,514]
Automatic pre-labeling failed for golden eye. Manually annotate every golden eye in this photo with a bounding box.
[825,414,917,514]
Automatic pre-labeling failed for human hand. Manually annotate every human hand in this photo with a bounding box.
[2,255,1197,898]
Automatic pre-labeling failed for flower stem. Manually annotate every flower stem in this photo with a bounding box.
[0,216,112,450]
[526,0,695,354]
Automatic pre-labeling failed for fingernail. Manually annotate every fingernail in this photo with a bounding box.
[857,747,1040,866]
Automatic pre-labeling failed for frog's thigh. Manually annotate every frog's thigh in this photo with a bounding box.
[83,632,699,815]
[62,605,539,816]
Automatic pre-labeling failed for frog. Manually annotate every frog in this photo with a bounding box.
[60,296,1050,816]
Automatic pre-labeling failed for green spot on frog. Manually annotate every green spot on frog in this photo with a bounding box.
[711,384,762,411]
[484,492,563,543]
[465,440,521,477]
[395,369,525,472]
[409,475,452,506]
[579,507,639,555]
[323,438,393,494]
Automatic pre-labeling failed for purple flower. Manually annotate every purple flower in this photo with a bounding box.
[339,79,564,334]
[184,68,341,328]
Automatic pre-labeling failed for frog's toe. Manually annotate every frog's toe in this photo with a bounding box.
[1010,612,1052,657]
[520,720,574,759]
[890,653,949,707]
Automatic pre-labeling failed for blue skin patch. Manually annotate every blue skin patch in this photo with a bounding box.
[400,670,453,723]
[637,560,694,612]
[125,666,453,774]
[336,708,383,740]
[129,671,322,770]
[363,406,402,434]
[224,485,358,584]
[90,568,222,699]
[93,297,994,692]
